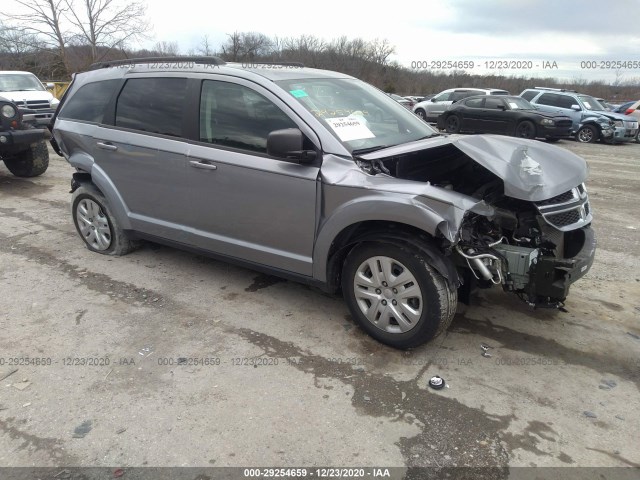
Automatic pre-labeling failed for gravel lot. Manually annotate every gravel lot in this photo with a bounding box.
[0,139,639,475]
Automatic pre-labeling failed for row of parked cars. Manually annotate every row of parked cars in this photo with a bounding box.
[393,87,640,144]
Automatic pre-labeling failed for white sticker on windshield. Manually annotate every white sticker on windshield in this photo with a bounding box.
[508,102,519,109]
[583,102,591,109]
[325,117,375,142]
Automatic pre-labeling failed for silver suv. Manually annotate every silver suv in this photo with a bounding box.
[51,57,596,349]
[413,88,509,122]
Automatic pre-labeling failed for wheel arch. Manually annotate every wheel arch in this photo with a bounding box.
[69,161,132,230]
[319,219,460,294]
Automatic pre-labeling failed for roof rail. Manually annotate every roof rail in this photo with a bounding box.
[239,61,305,68]
[533,86,578,93]
[89,56,226,70]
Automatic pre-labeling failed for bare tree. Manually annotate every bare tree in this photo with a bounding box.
[2,0,71,72]
[195,35,214,56]
[64,0,151,64]
[154,40,179,56]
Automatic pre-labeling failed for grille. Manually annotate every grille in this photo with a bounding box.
[536,190,575,206]
[25,100,51,110]
[535,185,591,231]
[547,210,581,227]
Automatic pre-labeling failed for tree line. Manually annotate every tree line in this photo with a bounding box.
[1,2,638,101]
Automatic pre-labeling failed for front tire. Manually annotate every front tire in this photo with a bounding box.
[342,242,457,349]
[3,140,49,177]
[72,183,139,256]
[515,120,536,139]
[576,125,598,143]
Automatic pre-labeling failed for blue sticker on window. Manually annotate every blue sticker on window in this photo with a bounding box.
[289,89,308,98]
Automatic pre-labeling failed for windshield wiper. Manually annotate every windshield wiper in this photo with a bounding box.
[351,145,391,155]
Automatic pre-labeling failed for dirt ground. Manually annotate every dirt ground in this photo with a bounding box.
[0,138,639,476]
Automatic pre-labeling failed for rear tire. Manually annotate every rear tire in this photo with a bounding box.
[415,109,427,121]
[3,140,49,177]
[72,183,140,256]
[342,241,457,349]
[445,115,461,134]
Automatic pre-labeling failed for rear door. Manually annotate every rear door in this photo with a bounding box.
[93,75,192,243]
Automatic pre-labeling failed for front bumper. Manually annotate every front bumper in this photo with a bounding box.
[19,107,56,127]
[527,226,596,302]
[601,125,638,143]
[0,128,49,149]
[539,124,573,139]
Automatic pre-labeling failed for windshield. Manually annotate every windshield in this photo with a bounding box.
[274,78,437,153]
[0,73,46,92]
[505,97,534,110]
[578,95,607,111]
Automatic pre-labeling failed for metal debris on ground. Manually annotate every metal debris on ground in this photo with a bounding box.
[583,411,597,418]
[480,343,493,357]
[12,381,31,391]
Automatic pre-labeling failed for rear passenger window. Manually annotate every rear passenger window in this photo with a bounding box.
[520,91,538,101]
[58,79,120,123]
[199,81,296,153]
[115,78,187,137]
[464,98,483,108]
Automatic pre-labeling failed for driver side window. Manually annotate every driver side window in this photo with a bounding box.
[199,81,296,153]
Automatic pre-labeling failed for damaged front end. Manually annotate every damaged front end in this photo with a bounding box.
[358,135,596,308]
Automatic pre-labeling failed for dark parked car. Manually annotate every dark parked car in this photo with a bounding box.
[437,95,573,140]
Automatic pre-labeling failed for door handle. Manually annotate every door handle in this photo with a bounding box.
[96,142,118,151]
[189,160,217,170]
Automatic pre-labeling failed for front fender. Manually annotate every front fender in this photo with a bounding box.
[312,194,450,282]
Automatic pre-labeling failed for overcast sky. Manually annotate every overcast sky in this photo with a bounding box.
[6,0,640,82]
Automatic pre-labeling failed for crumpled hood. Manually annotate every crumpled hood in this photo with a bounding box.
[359,134,588,202]
[596,111,637,122]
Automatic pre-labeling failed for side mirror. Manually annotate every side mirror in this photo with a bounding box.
[430,97,437,102]
[267,128,317,164]
[497,105,506,111]
[571,104,581,111]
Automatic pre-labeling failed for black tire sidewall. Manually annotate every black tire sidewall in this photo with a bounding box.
[342,242,449,349]
[446,115,460,133]
[72,188,119,255]
[577,125,597,143]
[517,121,535,139]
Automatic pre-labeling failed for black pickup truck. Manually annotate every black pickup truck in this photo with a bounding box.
[0,98,49,177]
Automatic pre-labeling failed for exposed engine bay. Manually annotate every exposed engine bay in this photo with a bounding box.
[357,141,596,308]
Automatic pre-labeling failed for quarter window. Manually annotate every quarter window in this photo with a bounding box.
[199,80,296,153]
[58,79,120,123]
[520,90,538,101]
[115,78,187,137]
